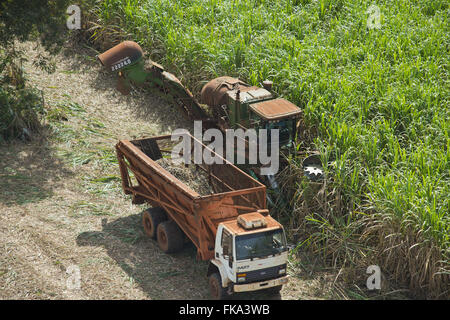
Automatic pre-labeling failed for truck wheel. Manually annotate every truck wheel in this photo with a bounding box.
[209,273,228,300]
[142,207,167,239]
[156,220,184,253]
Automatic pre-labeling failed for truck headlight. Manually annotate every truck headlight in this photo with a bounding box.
[278,268,286,275]
[237,274,246,282]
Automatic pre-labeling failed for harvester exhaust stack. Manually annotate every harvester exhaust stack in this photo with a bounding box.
[262,80,273,91]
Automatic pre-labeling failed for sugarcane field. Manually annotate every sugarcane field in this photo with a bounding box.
[0,0,448,306]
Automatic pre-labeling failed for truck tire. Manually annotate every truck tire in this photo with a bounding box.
[156,220,184,253]
[142,207,167,239]
[209,273,228,300]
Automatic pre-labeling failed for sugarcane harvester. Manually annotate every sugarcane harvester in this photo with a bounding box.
[97,41,302,146]
[97,41,323,193]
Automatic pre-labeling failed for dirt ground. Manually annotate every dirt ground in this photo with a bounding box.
[0,40,341,300]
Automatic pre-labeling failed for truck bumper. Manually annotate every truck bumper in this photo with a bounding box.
[233,275,289,293]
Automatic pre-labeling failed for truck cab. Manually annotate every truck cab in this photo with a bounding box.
[201,77,302,150]
[248,98,301,148]
[208,211,289,299]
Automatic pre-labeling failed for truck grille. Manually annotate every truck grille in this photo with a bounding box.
[240,264,285,284]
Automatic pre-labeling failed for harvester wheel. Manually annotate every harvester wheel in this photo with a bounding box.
[142,207,167,239]
[156,220,184,253]
[208,273,228,300]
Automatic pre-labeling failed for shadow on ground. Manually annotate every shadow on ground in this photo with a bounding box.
[0,136,72,206]
[76,213,281,300]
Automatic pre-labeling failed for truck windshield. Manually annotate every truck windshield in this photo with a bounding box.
[265,120,292,145]
[235,229,287,261]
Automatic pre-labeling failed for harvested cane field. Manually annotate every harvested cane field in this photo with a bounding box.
[84,0,449,298]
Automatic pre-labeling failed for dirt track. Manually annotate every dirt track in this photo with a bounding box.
[0,41,335,300]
